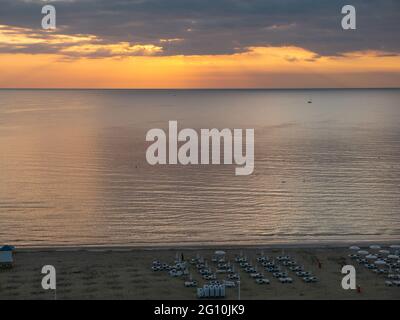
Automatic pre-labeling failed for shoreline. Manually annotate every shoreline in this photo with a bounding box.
[11,240,400,253]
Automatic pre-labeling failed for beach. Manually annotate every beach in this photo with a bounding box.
[1,245,399,300]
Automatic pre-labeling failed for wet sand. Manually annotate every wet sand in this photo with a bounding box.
[0,245,399,300]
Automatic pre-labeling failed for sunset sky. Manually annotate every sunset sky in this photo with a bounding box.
[0,0,399,88]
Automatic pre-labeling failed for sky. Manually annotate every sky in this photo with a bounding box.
[0,0,399,88]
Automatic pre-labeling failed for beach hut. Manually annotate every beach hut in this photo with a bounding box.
[209,285,215,298]
[0,251,13,269]
[0,245,15,252]
[197,288,204,298]
[219,285,226,297]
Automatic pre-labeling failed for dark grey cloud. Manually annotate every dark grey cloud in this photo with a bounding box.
[0,0,399,57]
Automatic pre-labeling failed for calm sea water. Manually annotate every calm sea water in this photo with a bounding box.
[1,89,399,247]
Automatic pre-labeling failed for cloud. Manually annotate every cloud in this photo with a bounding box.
[0,0,399,58]
[0,24,163,57]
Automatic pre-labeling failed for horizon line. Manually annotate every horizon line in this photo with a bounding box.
[1,87,400,91]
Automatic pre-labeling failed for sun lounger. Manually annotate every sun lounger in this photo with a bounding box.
[203,274,216,280]
[257,256,268,263]
[273,272,288,278]
[289,266,303,271]
[185,280,197,287]
[296,271,312,277]
[303,276,318,283]
[169,269,183,277]
[264,262,275,267]
[250,272,264,279]
[223,280,236,288]
[227,273,239,280]
[255,278,270,284]
[279,277,293,284]
[385,281,393,287]
[244,267,256,273]
[152,265,162,271]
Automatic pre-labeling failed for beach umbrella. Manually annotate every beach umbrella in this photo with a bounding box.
[388,255,399,259]
[375,260,386,265]
[390,245,400,249]
[0,245,15,251]
[358,250,369,255]
[366,254,378,260]
[379,250,390,254]
[215,250,226,256]
[369,245,381,250]
[349,246,360,250]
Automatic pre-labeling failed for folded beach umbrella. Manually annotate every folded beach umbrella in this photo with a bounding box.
[366,254,378,260]
[369,245,381,249]
[358,250,369,255]
[374,260,386,265]
[349,246,360,250]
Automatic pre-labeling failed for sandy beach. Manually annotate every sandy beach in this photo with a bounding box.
[1,245,399,300]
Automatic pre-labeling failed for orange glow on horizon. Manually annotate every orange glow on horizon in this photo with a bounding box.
[0,24,399,88]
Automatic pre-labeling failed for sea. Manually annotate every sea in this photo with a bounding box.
[1,89,399,247]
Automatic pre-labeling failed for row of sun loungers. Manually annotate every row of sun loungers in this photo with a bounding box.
[348,244,400,287]
[385,280,400,287]
[151,249,324,299]
[255,254,318,284]
[237,255,271,285]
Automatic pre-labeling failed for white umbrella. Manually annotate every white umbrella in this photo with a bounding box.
[215,250,226,256]
[388,255,399,259]
[375,260,386,265]
[349,246,360,250]
[379,250,390,254]
[369,245,381,249]
[390,245,400,249]
[366,254,378,260]
[358,250,369,255]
